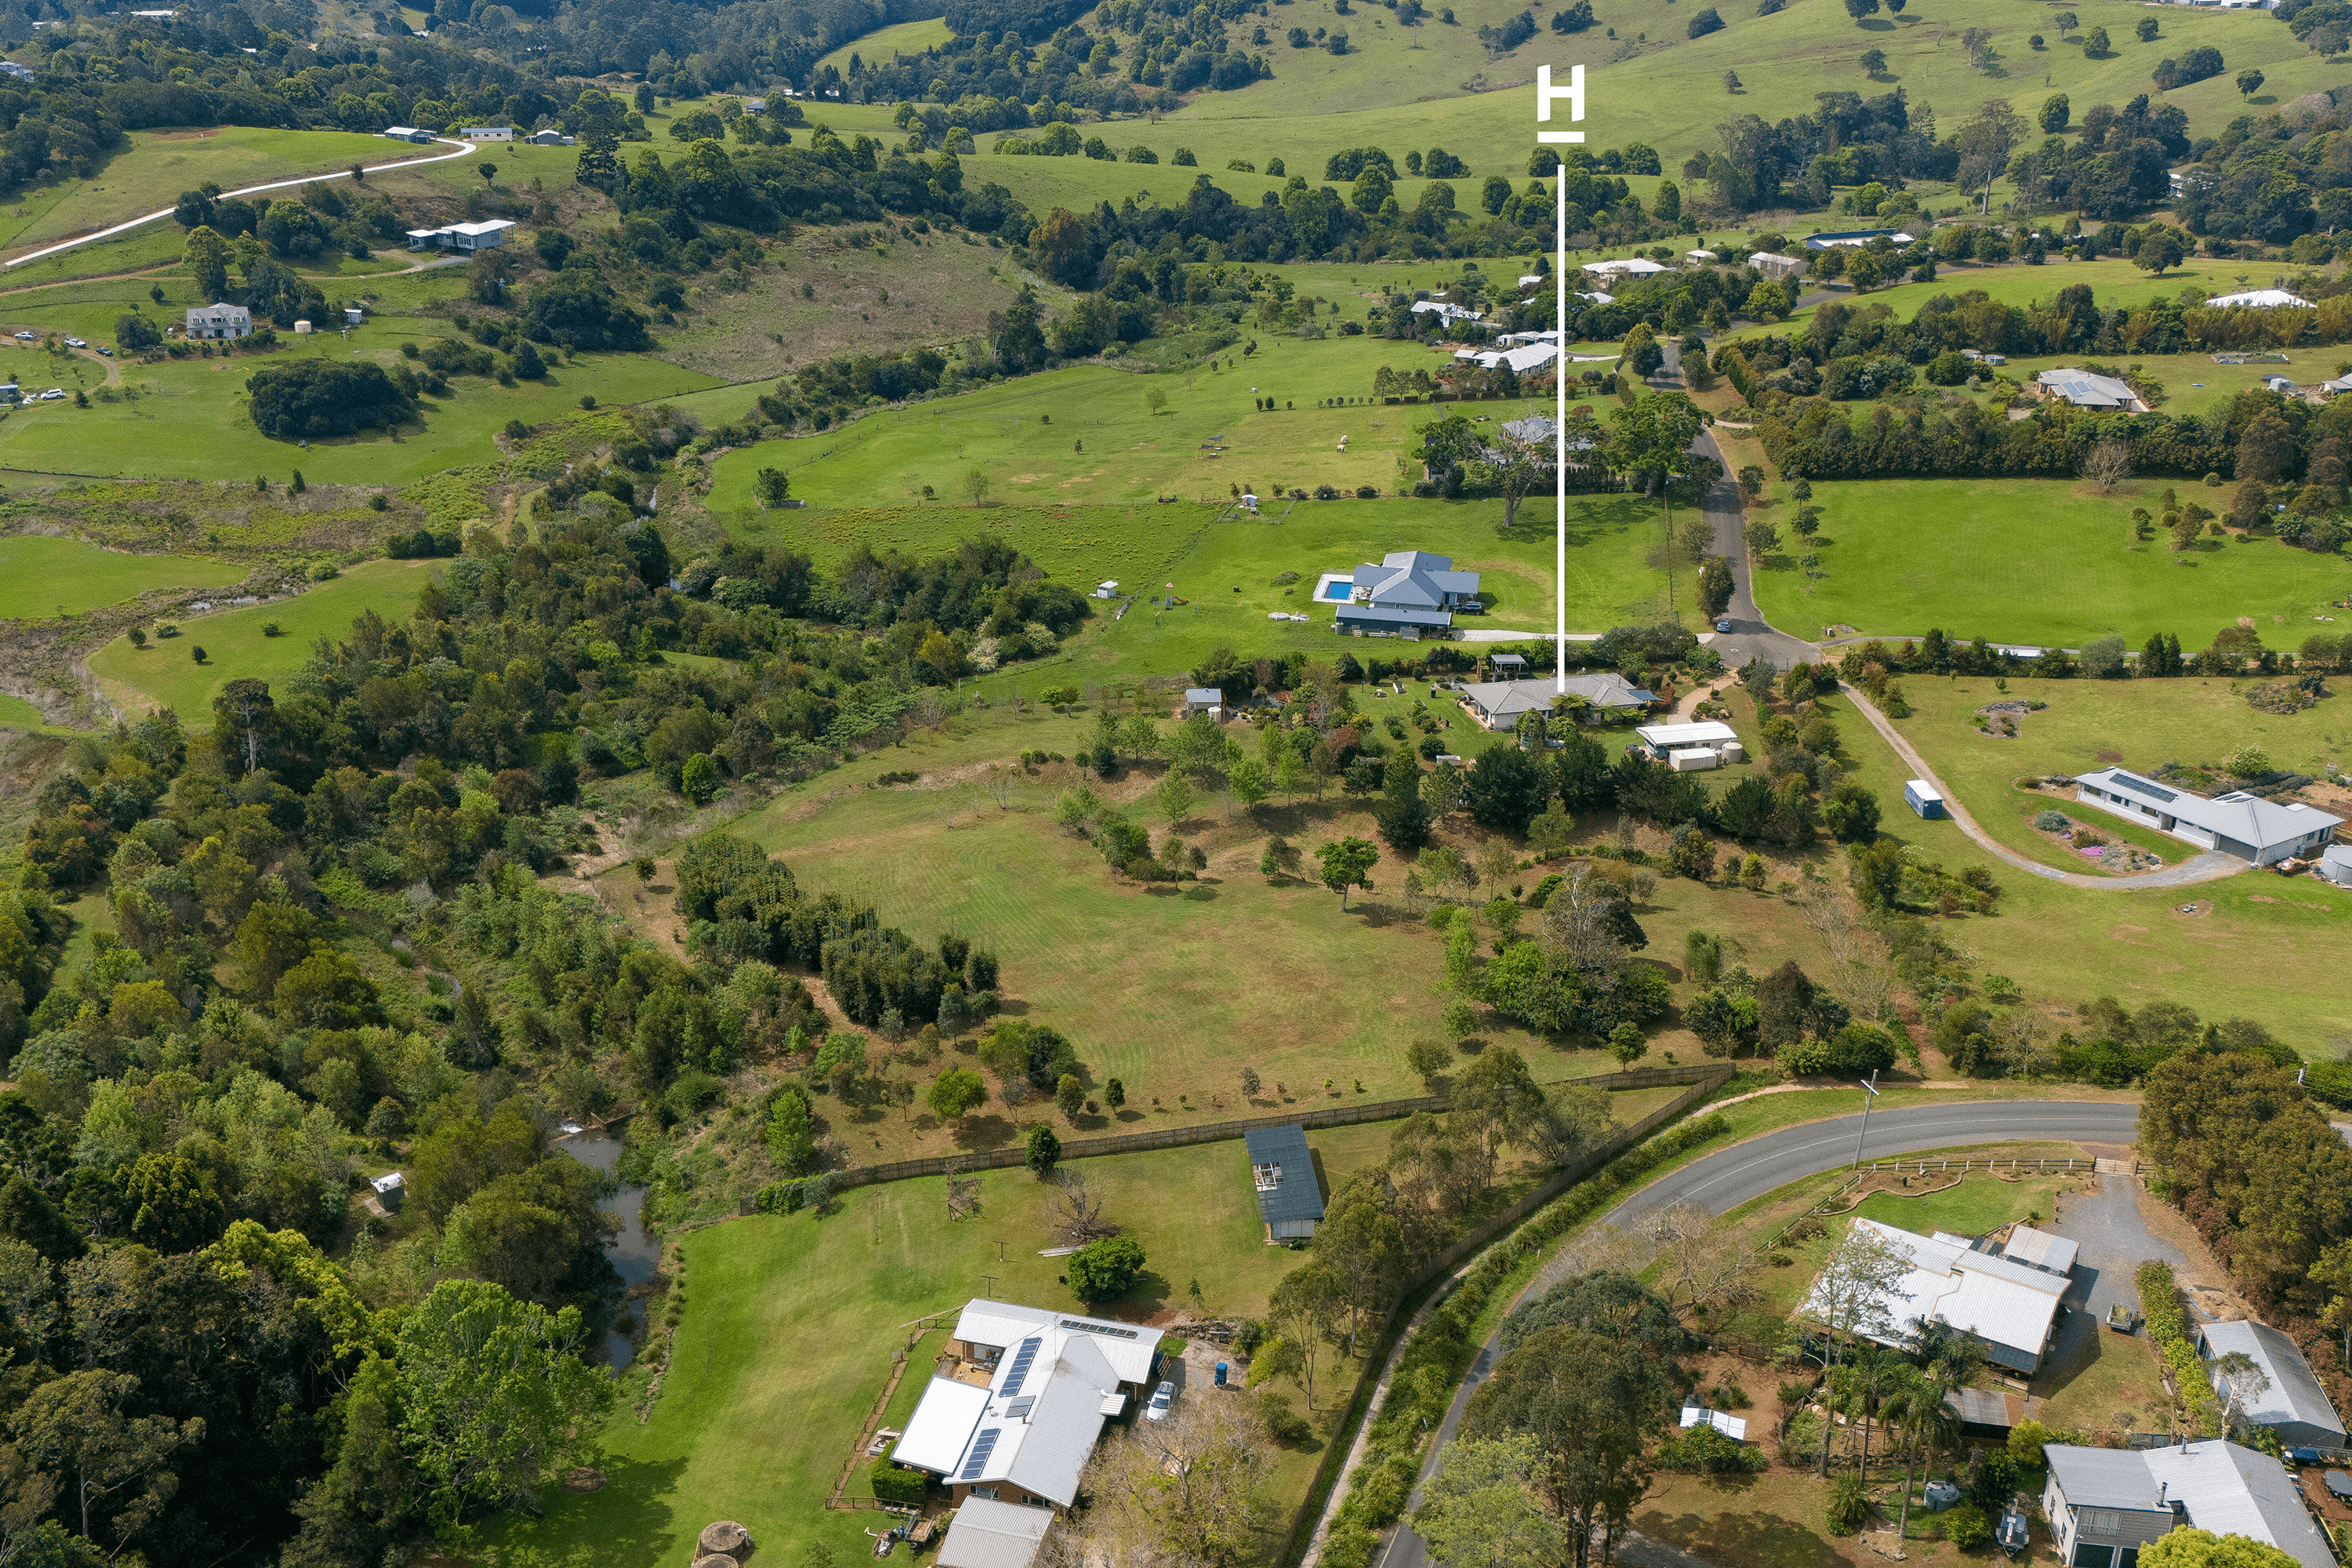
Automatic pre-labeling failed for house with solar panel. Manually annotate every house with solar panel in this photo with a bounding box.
[2072,768,2340,866]
[2194,1321,2348,1450]
[1244,1125,1325,1242]
[892,1301,1165,1565]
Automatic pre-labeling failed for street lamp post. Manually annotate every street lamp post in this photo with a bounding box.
[1851,1069,1880,1169]
[1537,64,1583,695]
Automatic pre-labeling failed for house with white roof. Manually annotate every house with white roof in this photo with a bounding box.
[1802,228,1915,249]
[405,219,517,252]
[1467,340,1560,376]
[894,1301,1166,1566]
[1581,256,1671,290]
[2206,289,2313,309]
[2195,1321,2348,1449]
[1801,1218,2074,1373]
[380,125,434,143]
[186,302,252,340]
[1408,299,1485,326]
[2036,368,2144,412]
[2043,1441,2336,1568]
[1750,250,1807,281]
[2072,768,2339,866]
[1635,719,1744,769]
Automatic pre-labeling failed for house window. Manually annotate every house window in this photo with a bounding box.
[2082,1512,2119,1537]
[2120,1551,2140,1568]
[2073,1547,2114,1568]
[971,1486,996,1500]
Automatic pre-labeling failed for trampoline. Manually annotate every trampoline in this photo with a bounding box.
[2324,1471,2352,1504]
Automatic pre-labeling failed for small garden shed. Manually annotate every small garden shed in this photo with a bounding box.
[1904,779,1945,819]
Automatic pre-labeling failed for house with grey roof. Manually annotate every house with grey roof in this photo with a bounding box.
[2196,1320,2347,1450]
[1243,1125,1324,1242]
[2042,1441,2336,1568]
[1798,1218,2072,1374]
[1457,672,1655,730]
[2036,367,2145,412]
[2073,768,2340,866]
[894,1300,1164,1568]
[1335,550,1482,638]
[186,302,252,340]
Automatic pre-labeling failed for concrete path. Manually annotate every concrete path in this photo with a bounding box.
[1838,681,2245,891]
[1358,1099,2143,1568]
[5,137,478,269]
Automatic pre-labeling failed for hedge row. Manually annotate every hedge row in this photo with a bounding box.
[2136,1259,2220,1428]
[1314,1112,1736,1568]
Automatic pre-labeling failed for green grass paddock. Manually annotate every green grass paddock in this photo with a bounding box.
[0,533,235,619]
[88,558,430,720]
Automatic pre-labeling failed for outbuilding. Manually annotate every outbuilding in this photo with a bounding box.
[1243,1125,1324,1242]
[1181,688,1223,717]
[1904,779,1945,818]
[2195,1320,2348,1450]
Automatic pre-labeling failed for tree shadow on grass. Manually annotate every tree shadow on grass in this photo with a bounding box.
[515,1454,691,1568]
[952,1113,1018,1151]
[1638,1494,1846,1568]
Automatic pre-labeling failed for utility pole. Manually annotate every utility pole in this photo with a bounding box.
[1537,64,1584,696]
[1851,1069,1880,1169]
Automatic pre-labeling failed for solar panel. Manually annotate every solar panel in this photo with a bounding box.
[2111,772,2177,804]
[1000,1337,1043,1399]
[1006,1396,1036,1419]
[1060,1318,1140,1340]
[959,1428,1001,1480]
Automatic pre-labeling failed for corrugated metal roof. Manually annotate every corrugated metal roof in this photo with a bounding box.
[1244,1126,1325,1225]
[895,1377,991,1475]
[1802,1219,2065,1369]
[2145,1442,2337,1568]
[2003,1225,2080,1276]
[936,1498,1053,1568]
[2198,1321,2347,1442]
[2078,768,2343,854]
[2048,1444,2166,1510]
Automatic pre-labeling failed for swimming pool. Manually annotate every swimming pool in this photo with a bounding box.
[1318,576,1355,601]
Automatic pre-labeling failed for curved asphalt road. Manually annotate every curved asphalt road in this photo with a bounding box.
[1366,1099,2142,1568]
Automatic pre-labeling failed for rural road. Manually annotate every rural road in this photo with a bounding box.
[1359,1098,2143,1568]
[1837,681,2246,891]
[4,136,477,270]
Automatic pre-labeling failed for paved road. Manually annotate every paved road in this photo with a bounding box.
[1366,1098,2142,1568]
[1838,681,2247,891]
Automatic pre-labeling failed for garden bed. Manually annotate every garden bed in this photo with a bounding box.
[2023,803,2169,875]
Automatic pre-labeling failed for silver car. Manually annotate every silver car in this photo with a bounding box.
[1145,1381,1175,1421]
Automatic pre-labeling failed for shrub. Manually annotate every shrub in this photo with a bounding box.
[1828,1472,1871,1534]
[1659,1422,1763,1473]
[245,360,417,440]
[2032,810,2071,831]
[2138,1260,2220,1422]
[1066,1234,1145,1303]
[1944,1502,1991,1550]
[869,1463,929,1506]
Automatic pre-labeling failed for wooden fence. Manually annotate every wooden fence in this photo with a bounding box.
[1279,1061,1737,1568]
[826,1063,1728,1193]
[1766,1154,2122,1250]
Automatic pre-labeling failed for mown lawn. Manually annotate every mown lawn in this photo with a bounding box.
[0,533,236,619]
[1749,476,2349,650]
[86,558,431,721]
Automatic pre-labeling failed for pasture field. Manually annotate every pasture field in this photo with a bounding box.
[816,15,953,74]
[1750,476,2350,649]
[1990,350,2343,419]
[1811,680,2352,1050]
[485,1094,1663,1568]
[1732,258,2267,343]
[87,558,430,720]
[0,534,235,619]
[0,126,405,258]
[0,335,718,484]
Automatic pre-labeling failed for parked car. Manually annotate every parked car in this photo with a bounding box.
[9,331,30,341]
[1715,617,1733,633]
[41,388,64,400]
[97,346,111,356]
[1145,1381,1174,1421]
[64,337,85,348]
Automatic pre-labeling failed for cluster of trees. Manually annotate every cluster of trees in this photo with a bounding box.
[2174,93,2352,244]
[2139,1047,2352,1323]
[247,361,419,441]
[1690,89,1946,214]
[843,0,1270,115]
[1755,384,2239,483]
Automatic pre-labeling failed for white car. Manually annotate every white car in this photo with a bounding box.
[1145,1381,1174,1421]
[64,337,85,348]
[10,332,29,341]
[41,388,64,400]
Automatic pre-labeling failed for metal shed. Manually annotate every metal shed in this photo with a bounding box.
[1243,1126,1324,1243]
[1904,779,1945,818]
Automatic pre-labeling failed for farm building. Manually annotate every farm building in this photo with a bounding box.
[2043,1442,2336,1568]
[185,303,252,340]
[1799,1218,2073,1374]
[895,1300,1165,1552]
[405,219,517,252]
[2194,1321,2347,1450]
[459,125,513,141]
[1181,688,1223,717]
[2035,368,2143,412]
[1408,300,1484,327]
[2072,768,2339,866]
[379,125,434,142]
[1459,672,1653,729]
[1243,1125,1325,1242]
[524,128,576,145]
[1904,779,1945,818]
[1749,250,1806,281]
[1802,229,1915,249]
[368,1172,404,1209]
[935,1497,1054,1568]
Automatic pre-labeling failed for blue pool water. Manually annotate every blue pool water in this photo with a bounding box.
[1320,579,1353,601]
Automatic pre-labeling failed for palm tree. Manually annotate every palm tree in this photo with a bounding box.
[1849,1344,1896,1478]
[1893,1381,1962,1544]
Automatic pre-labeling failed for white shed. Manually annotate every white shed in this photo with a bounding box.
[1904,779,1945,818]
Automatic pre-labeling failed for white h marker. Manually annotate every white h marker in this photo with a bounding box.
[1536,64,1585,144]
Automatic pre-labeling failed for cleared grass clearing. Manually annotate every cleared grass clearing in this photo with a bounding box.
[0,335,717,484]
[1730,258,2259,343]
[817,15,953,75]
[1750,476,2348,649]
[0,126,397,258]
[87,558,430,722]
[0,533,235,619]
[1814,681,2352,1050]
